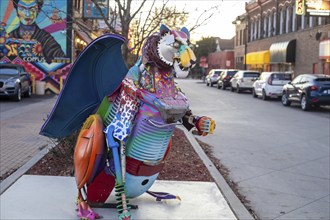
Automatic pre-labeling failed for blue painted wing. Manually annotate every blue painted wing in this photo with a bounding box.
[40,34,128,138]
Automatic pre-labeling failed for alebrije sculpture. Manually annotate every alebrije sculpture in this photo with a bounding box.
[40,24,215,220]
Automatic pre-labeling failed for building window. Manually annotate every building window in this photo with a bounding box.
[263,15,268,38]
[292,6,296,31]
[273,12,277,35]
[258,17,261,39]
[283,8,287,34]
[286,6,292,33]
[301,14,306,29]
[74,0,81,11]
[240,29,243,45]
[309,16,315,28]
[280,9,284,34]
[305,15,311,28]
[250,20,253,41]
[268,13,272,37]
[296,12,302,29]
[254,19,258,40]
[325,16,330,25]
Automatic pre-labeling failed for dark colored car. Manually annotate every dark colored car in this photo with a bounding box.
[0,63,32,101]
[216,69,239,90]
[281,74,330,111]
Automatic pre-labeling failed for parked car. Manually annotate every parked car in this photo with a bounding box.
[0,63,32,101]
[206,69,224,87]
[216,69,239,90]
[281,74,330,111]
[252,71,292,100]
[230,70,260,93]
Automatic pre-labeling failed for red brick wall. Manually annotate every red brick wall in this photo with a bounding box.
[208,51,235,71]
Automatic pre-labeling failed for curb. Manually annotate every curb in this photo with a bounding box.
[0,146,53,195]
[178,125,255,220]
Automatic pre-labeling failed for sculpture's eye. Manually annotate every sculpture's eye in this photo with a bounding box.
[141,179,149,185]
[173,41,180,49]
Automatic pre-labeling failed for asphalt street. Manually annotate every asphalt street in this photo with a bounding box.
[176,78,330,220]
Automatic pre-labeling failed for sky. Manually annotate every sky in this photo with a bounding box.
[108,0,248,42]
[171,0,248,41]
[134,0,248,41]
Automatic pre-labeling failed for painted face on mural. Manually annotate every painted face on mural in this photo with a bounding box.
[17,0,39,26]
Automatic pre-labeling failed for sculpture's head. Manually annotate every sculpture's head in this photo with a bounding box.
[142,24,196,78]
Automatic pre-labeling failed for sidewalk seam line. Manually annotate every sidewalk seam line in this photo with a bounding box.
[178,125,255,220]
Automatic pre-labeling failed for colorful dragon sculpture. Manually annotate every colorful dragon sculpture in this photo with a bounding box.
[40,24,215,220]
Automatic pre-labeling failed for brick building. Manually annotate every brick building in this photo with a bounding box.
[207,37,235,72]
[233,0,330,76]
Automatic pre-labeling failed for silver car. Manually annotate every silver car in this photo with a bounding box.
[206,69,224,87]
[230,70,260,93]
[252,71,292,100]
[0,63,32,101]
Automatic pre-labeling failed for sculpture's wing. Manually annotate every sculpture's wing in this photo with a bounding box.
[40,34,128,138]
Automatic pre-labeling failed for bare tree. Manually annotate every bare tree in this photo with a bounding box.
[90,0,220,63]
[128,6,188,63]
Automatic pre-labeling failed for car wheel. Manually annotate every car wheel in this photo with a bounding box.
[217,83,221,89]
[236,85,240,93]
[230,85,234,92]
[252,89,257,98]
[221,84,226,90]
[206,82,209,86]
[25,85,32,97]
[281,92,291,106]
[14,86,22,102]
[300,95,310,111]
[262,89,268,100]
[210,83,213,87]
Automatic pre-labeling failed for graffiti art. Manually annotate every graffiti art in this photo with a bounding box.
[0,0,71,94]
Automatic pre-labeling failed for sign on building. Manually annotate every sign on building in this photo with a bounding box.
[83,0,109,19]
[305,0,330,16]
[296,0,305,15]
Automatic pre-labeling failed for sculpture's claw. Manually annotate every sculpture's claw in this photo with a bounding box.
[77,201,100,220]
[118,210,133,220]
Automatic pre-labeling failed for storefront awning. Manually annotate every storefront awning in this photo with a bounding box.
[319,39,330,59]
[245,50,270,65]
[270,39,296,63]
[75,30,93,44]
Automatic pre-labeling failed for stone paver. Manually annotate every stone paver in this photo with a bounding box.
[0,96,57,177]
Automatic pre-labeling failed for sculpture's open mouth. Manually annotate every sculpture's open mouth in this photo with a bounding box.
[173,61,189,78]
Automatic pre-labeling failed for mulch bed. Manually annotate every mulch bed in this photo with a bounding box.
[25,128,257,219]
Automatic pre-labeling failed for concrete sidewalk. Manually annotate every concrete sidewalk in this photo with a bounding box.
[0,94,254,220]
[1,175,236,220]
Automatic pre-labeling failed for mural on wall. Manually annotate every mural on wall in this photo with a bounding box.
[0,0,71,94]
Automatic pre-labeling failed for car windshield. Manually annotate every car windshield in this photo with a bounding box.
[0,67,19,75]
[271,73,291,80]
[214,71,222,75]
[243,72,259,77]
[227,71,238,76]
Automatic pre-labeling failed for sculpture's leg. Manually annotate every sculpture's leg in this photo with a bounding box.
[76,191,100,220]
[105,126,132,220]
